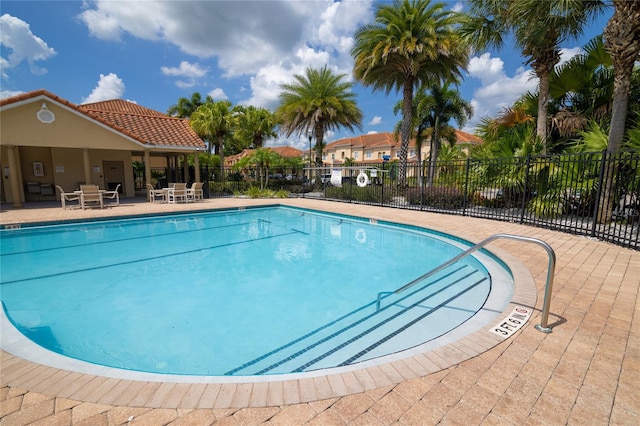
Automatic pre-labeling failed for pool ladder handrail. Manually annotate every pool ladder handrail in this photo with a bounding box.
[376,233,556,333]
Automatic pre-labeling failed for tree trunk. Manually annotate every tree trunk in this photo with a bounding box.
[428,116,441,185]
[217,137,225,182]
[604,0,640,152]
[536,70,551,155]
[398,79,414,186]
[315,127,324,185]
[597,0,640,223]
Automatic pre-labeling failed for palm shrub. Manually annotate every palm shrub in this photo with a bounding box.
[325,185,392,204]
[404,186,465,209]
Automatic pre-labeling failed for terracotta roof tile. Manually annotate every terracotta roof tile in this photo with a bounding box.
[326,131,481,150]
[80,99,167,117]
[224,146,304,165]
[1,89,205,150]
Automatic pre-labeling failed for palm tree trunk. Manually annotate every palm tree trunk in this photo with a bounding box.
[399,80,414,186]
[537,71,551,155]
[428,116,441,186]
[217,137,225,182]
[597,0,640,223]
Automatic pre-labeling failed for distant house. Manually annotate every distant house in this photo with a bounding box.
[224,146,303,167]
[0,89,205,207]
[320,131,482,165]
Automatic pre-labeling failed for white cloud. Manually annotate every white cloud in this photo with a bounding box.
[0,89,24,100]
[0,14,56,76]
[161,61,207,88]
[451,2,465,12]
[161,61,207,78]
[369,116,382,125]
[207,88,228,100]
[82,73,126,103]
[464,53,537,132]
[558,46,584,68]
[78,1,372,114]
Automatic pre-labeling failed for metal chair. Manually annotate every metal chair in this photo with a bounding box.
[55,185,79,209]
[103,184,121,206]
[146,184,166,203]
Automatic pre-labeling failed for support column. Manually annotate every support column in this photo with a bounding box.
[83,149,92,184]
[6,145,23,208]
[194,151,200,182]
[183,154,189,183]
[144,150,152,189]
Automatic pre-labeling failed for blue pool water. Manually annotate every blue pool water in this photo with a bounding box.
[0,206,511,376]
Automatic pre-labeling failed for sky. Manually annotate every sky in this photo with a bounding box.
[1,0,613,152]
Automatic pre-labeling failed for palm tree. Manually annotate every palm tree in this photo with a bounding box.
[352,0,469,186]
[394,80,473,185]
[190,101,236,179]
[594,1,640,223]
[166,92,213,118]
[460,0,606,153]
[420,80,473,184]
[234,148,282,189]
[236,106,279,149]
[276,65,363,181]
[603,0,640,152]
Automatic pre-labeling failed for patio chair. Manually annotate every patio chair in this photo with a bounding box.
[187,182,204,202]
[79,184,104,209]
[103,184,121,206]
[168,182,188,203]
[146,184,166,203]
[55,185,80,209]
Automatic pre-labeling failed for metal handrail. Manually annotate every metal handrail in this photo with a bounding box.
[376,233,556,333]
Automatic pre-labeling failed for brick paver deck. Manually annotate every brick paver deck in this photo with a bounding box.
[1,198,638,425]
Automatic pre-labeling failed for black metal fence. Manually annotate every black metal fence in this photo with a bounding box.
[142,150,640,250]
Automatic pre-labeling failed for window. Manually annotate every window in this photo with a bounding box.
[366,151,372,158]
[341,152,345,159]
[354,152,359,159]
[410,149,414,157]
[331,153,335,160]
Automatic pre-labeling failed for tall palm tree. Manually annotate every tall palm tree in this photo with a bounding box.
[236,106,279,149]
[276,65,363,181]
[166,92,213,118]
[190,100,236,179]
[393,80,473,185]
[460,0,606,153]
[419,80,473,184]
[603,0,640,152]
[352,0,469,186]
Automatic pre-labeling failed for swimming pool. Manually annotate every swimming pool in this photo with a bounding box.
[1,206,514,378]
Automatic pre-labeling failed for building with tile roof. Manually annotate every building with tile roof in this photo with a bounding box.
[0,89,205,207]
[224,146,303,167]
[319,131,482,165]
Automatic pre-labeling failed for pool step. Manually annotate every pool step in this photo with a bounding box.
[225,265,489,375]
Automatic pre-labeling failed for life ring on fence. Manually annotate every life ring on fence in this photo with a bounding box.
[356,172,369,187]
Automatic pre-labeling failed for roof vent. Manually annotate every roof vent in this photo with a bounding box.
[37,103,55,124]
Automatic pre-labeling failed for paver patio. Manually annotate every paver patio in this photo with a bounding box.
[1,198,638,425]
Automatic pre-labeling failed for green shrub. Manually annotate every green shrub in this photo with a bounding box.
[325,185,392,203]
[404,186,465,209]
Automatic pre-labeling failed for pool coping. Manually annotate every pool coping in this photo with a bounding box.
[1,199,538,409]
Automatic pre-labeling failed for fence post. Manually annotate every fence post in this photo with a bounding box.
[591,150,608,236]
[463,158,471,216]
[519,155,531,224]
